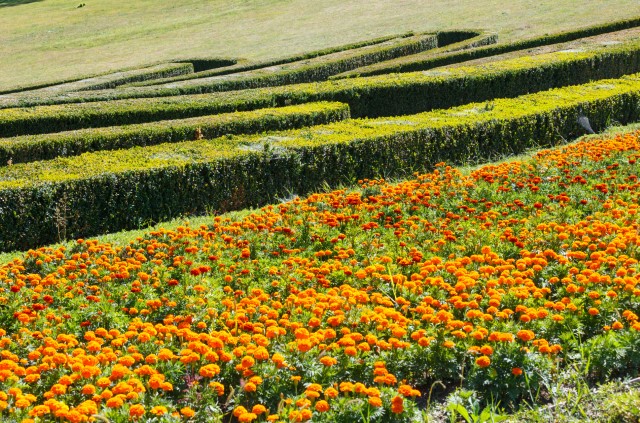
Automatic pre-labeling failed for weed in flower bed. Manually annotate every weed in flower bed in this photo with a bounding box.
[0,131,639,422]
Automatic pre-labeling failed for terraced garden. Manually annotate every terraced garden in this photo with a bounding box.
[1,11,640,423]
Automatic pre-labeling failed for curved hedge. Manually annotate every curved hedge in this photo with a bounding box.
[333,15,640,78]
[0,33,439,109]
[0,102,350,165]
[1,74,640,251]
[126,33,417,88]
[0,63,194,106]
[2,39,640,136]
[335,32,498,79]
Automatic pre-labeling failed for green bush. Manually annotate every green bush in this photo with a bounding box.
[36,33,440,103]
[75,63,195,91]
[0,63,194,104]
[2,74,640,251]
[2,38,640,136]
[127,33,416,87]
[334,15,640,78]
[336,32,498,78]
[0,102,350,165]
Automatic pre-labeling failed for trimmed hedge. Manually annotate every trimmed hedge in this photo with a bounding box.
[2,39,640,136]
[0,62,195,96]
[127,33,416,88]
[66,33,440,99]
[336,32,498,79]
[75,63,195,91]
[334,15,640,78]
[2,74,640,251]
[0,63,194,108]
[181,58,238,73]
[0,102,350,165]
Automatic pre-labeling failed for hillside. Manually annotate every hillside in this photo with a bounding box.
[1,0,640,90]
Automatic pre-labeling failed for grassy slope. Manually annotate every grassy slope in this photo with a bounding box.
[2,0,640,91]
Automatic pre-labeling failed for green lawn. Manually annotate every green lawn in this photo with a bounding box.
[1,0,640,91]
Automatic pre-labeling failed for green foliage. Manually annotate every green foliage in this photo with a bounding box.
[3,37,640,136]
[335,32,499,79]
[2,73,640,251]
[334,15,640,78]
[0,101,350,164]
[128,33,416,87]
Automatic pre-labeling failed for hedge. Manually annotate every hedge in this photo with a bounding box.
[2,38,640,136]
[2,74,640,251]
[179,58,239,73]
[0,63,194,108]
[75,63,195,91]
[61,33,440,100]
[336,32,498,78]
[334,15,640,78]
[0,102,350,165]
[128,30,488,89]
[126,33,416,88]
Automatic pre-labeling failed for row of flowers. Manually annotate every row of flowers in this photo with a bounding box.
[0,131,638,422]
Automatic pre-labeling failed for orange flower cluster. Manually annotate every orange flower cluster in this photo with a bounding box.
[0,132,638,421]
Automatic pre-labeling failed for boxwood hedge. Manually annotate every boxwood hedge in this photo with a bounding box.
[1,74,640,251]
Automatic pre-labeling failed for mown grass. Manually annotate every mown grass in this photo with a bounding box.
[1,0,640,91]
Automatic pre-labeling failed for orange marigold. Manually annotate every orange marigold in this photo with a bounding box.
[315,400,330,412]
[476,355,491,368]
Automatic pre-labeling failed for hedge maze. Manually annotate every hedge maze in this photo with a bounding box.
[2,19,640,251]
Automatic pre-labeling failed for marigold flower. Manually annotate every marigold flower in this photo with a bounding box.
[315,400,330,412]
[391,395,404,413]
[368,396,382,407]
[517,330,535,342]
[476,355,491,368]
[251,404,267,415]
[181,407,196,418]
[150,405,167,416]
[199,364,221,378]
[238,412,258,423]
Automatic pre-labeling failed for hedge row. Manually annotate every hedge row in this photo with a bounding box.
[336,32,498,78]
[0,102,349,165]
[0,63,194,108]
[2,38,640,136]
[178,58,239,73]
[334,15,640,78]
[2,74,640,251]
[129,31,487,89]
[127,33,415,88]
[68,33,440,100]
[75,63,195,91]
